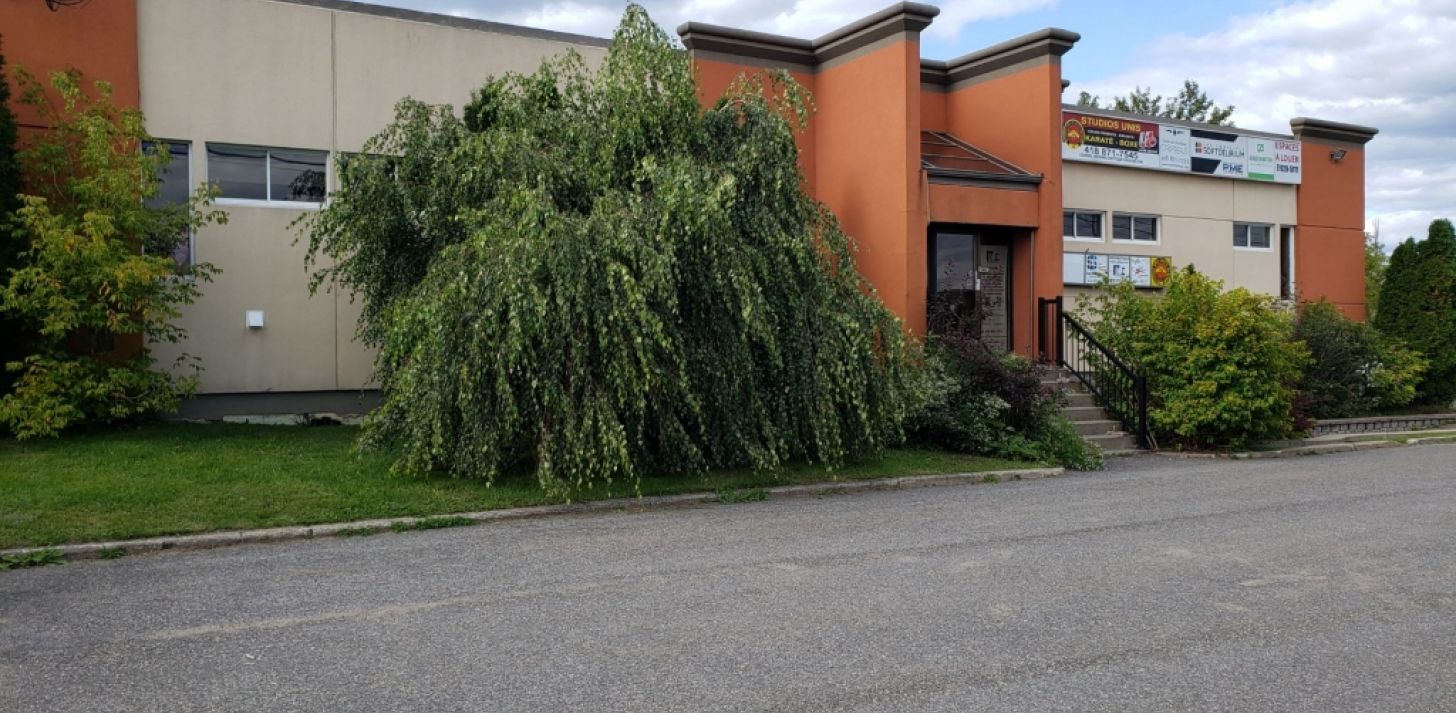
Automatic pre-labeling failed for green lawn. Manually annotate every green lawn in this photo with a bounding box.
[0,423,1036,549]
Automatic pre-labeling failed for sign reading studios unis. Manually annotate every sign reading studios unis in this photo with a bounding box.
[1060,110,1302,184]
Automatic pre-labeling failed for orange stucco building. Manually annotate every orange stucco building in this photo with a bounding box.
[682,2,1376,355]
[1,0,1377,415]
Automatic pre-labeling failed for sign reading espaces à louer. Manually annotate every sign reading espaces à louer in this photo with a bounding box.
[1060,110,1302,184]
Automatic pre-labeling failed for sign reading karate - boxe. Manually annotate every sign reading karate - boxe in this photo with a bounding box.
[1060,110,1301,184]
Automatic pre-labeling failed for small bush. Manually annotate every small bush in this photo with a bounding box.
[1294,300,1427,418]
[907,316,1102,471]
[1080,268,1308,450]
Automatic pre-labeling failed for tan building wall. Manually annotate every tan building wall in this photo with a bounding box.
[137,0,608,396]
[1062,161,1296,305]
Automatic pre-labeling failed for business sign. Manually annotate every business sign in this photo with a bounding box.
[1064,252,1173,288]
[1061,110,1300,184]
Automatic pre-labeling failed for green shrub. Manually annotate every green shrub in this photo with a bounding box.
[1294,300,1426,418]
[0,43,25,401]
[1374,219,1456,405]
[907,328,1102,471]
[1079,268,1308,450]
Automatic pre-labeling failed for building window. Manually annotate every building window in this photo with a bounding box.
[1063,210,1103,241]
[1112,213,1159,243]
[1234,222,1273,249]
[207,144,327,204]
[143,139,193,266]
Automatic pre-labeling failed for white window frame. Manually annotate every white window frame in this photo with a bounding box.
[1111,212,1161,245]
[207,143,328,209]
[1233,222,1275,251]
[1063,209,1105,243]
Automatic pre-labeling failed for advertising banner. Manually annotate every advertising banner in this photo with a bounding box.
[1061,110,1300,184]
[1190,129,1246,179]
[1060,112,1161,170]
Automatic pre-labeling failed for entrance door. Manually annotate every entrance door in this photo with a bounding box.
[929,228,1012,351]
[1280,226,1295,300]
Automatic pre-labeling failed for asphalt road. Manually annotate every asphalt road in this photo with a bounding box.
[3,446,1455,712]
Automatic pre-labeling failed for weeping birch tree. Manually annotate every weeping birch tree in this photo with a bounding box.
[302,5,910,494]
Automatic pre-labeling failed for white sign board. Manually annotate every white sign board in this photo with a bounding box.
[1062,110,1301,184]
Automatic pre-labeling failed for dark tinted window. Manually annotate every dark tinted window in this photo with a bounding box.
[146,141,191,205]
[144,140,192,266]
[270,149,327,202]
[1234,223,1272,249]
[1134,216,1157,242]
[933,233,976,291]
[1112,214,1129,239]
[1114,214,1157,242]
[207,144,267,200]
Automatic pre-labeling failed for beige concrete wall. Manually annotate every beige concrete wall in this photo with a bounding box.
[137,0,607,395]
[1063,162,1295,301]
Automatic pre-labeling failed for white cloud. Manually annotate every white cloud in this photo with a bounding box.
[395,0,1051,42]
[926,0,1057,39]
[1072,0,1456,243]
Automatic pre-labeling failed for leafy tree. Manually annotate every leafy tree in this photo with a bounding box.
[1,39,26,399]
[1364,228,1387,318]
[1375,220,1456,405]
[302,5,909,494]
[1076,79,1234,126]
[1375,237,1419,336]
[0,69,224,438]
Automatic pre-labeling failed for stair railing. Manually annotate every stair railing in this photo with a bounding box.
[1038,297,1152,450]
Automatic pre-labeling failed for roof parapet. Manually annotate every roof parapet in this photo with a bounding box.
[678,2,939,71]
[1290,118,1378,146]
[922,28,1079,89]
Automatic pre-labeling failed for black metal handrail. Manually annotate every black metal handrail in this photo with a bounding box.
[1039,297,1152,449]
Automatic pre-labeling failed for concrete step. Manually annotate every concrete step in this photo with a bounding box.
[1061,405,1109,423]
[1073,419,1122,437]
[1085,432,1138,450]
[1063,392,1098,408]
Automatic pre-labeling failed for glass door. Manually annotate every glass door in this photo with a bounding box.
[929,228,1012,351]
[930,230,979,334]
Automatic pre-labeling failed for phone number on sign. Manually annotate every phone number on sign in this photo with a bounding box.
[1081,146,1144,163]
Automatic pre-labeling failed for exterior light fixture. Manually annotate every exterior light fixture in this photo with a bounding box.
[1329,148,1347,162]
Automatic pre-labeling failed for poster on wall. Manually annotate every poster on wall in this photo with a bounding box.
[1084,253,1109,282]
[1061,110,1300,184]
[978,244,1009,352]
[1130,256,1152,287]
[1064,252,1173,288]
[1107,256,1132,283]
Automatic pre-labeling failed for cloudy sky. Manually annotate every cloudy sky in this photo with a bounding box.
[380,0,1455,244]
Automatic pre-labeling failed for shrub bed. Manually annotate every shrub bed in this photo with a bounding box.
[1079,268,1307,450]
